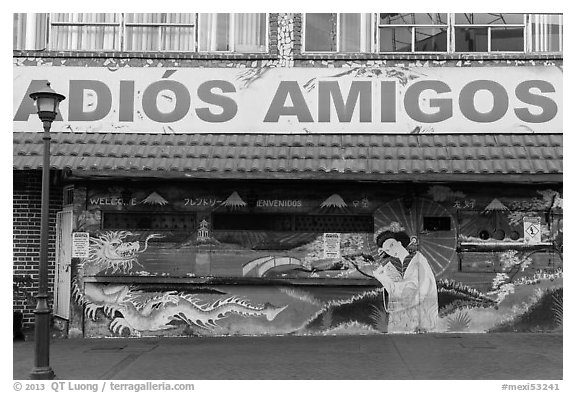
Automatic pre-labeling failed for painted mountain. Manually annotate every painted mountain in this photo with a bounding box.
[222,191,247,208]
[141,192,169,206]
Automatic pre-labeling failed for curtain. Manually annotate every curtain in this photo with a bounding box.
[235,13,266,52]
[13,13,48,49]
[125,13,159,51]
[163,13,195,51]
[531,14,562,52]
[119,13,196,51]
[50,13,119,50]
[199,13,230,51]
[340,13,371,52]
[200,13,265,52]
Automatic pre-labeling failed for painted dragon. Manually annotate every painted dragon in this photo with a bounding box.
[87,230,163,274]
[72,230,288,336]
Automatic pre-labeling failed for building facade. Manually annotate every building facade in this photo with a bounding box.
[13,13,563,338]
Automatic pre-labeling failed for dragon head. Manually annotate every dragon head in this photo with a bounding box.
[87,231,159,274]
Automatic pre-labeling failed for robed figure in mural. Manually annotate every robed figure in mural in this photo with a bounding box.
[349,229,438,333]
[373,230,438,333]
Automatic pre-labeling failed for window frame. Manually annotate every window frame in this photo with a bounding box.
[197,13,269,53]
[451,13,527,53]
[301,13,562,55]
[13,13,563,55]
[526,13,563,53]
[48,13,123,51]
[303,13,374,53]
[122,13,197,52]
[15,13,270,53]
[376,13,450,54]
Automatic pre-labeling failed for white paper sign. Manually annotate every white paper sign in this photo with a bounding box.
[323,233,341,259]
[72,232,90,258]
[523,217,542,244]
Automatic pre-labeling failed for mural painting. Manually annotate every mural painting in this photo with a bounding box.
[372,230,438,332]
[71,184,562,337]
[73,231,289,337]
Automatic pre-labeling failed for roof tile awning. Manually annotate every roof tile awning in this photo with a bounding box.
[13,132,562,183]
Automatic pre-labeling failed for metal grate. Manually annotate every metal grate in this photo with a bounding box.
[63,186,74,206]
[213,213,373,233]
[294,215,373,232]
[103,212,196,231]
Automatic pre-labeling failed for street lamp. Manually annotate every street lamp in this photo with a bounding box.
[28,82,66,380]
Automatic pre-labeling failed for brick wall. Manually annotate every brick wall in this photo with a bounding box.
[13,170,63,328]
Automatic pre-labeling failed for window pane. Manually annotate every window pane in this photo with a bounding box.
[50,13,119,50]
[125,26,160,51]
[13,13,48,49]
[305,13,336,51]
[455,13,524,25]
[165,13,193,24]
[340,13,361,52]
[414,27,447,51]
[125,14,195,51]
[491,27,524,51]
[455,27,488,52]
[340,13,371,52]
[124,13,158,51]
[52,13,119,23]
[379,13,447,25]
[531,14,562,52]
[51,25,119,50]
[234,13,266,52]
[379,27,411,52]
[162,27,196,51]
[125,13,161,23]
[199,13,230,51]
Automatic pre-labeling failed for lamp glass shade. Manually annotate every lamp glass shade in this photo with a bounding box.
[35,95,60,114]
[29,82,66,120]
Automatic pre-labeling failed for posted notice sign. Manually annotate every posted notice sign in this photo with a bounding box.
[323,233,341,259]
[523,217,542,244]
[72,232,90,258]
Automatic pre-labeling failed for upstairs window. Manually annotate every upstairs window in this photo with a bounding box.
[13,13,267,53]
[304,13,372,52]
[301,13,562,54]
[454,13,525,52]
[378,13,448,52]
[198,13,267,52]
[124,13,196,51]
[528,14,563,52]
[50,13,121,51]
[13,13,48,50]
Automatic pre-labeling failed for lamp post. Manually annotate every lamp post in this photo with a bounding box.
[28,82,66,380]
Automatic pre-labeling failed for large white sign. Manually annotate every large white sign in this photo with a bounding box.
[13,65,562,134]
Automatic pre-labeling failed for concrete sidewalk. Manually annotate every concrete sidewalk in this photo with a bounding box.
[13,333,562,380]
